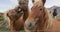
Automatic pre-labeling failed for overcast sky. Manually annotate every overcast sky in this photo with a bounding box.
[0,0,60,12]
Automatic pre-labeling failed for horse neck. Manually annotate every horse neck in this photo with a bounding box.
[35,23,47,32]
[34,16,48,32]
[23,7,29,21]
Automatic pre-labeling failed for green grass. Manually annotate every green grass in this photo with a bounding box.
[0,16,4,21]
[0,15,10,31]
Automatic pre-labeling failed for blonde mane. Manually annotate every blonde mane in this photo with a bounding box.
[44,8,53,30]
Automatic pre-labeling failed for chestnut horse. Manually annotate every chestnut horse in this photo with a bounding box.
[24,0,60,32]
[18,0,29,21]
[7,6,24,31]
[7,6,29,32]
[7,0,29,31]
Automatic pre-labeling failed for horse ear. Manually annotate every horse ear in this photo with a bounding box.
[32,0,35,3]
[42,0,46,5]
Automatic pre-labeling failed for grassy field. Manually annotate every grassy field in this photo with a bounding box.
[56,14,60,18]
[0,13,10,31]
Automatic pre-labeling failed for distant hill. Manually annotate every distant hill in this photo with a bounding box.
[47,6,60,15]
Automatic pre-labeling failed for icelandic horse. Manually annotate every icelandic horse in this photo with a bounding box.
[7,0,29,32]
[24,0,60,32]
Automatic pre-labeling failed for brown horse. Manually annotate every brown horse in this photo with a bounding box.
[7,6,24,31]
[18,0,29,21]
[24,0,60,32]
[7,0,29,31]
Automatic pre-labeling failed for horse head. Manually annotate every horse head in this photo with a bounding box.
[24,0,50,32]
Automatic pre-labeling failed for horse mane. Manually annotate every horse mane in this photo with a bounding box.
[18,0,29,21]
[32,0,46,6]
[44,8,53,29]
[18,0,28,8]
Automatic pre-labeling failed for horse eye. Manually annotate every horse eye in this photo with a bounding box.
[17,9,22,13]
[40,9,43,12]
[40,9,42,11]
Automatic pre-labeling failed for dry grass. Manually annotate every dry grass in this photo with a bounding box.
[56,14,60,18]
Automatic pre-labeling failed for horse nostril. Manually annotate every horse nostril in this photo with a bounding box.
[25,20,35,29]
[25,21,33,29]
[28,23,32,27]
